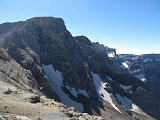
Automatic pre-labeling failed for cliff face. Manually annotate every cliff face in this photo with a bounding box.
[113,54,160,119]
[0,48,39,92]
[0,17,158,120]
[0,17,113,96]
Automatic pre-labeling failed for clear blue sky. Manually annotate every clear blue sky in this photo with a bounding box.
[1,0,160,54]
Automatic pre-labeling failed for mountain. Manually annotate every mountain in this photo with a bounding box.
[113,54,160,119]
[0,17,159,120]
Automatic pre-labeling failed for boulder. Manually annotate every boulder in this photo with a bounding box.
[28,94,40,103]
[3,88,13,94]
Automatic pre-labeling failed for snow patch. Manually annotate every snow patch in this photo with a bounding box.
[15,115,31,120]
[116,93,139,111]
[108,52,115,57]
[91,72,121,113]
[143,58,149,62]
[143,58,153,62]
[132,69,141,74]
[131,56,139,60]
[122,61,129,68]
[120,84,132,91]
[42,64,84,112]
[69,87,78,97]
[135,74,147,82]
[66,86,89,98]
[120,65,127,69]
[141,78,147,82]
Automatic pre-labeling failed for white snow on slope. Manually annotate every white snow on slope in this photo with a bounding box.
[108,52,115,57]
[42,64,84,112]
[132,69,141,74]
[91,72,121,113]
[66,86,89,98]
[116,93,139,111]
[143,58,153,62]
[135,74,147,82]
[120,84,132,91]
[120,65,127,69]
[143,58,149,62]
[122,61,129,68]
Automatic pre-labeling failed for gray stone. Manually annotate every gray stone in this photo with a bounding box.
[0,115,6,120]
[3,88,12,94]
[28,94,40,103]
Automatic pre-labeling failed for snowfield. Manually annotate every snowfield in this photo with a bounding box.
[116,93,139,111]
[135,74,147,82]
[42,64,84,112]
[91,72,121,113]
[65,85,90,98]
[143,58,153,62]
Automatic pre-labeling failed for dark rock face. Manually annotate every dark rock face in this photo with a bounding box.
[74,36,92,45]
[132,88,160,119]
[0,17,112,96]
[0,48,39,92]
[0,17,158,120]
[113,54,160,119]
[116,54,160,99]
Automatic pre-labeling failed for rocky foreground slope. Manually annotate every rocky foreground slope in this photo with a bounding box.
[0,50,103,120]
[0,17,159,120]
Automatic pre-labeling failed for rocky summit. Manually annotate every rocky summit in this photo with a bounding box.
[0,17,159,120]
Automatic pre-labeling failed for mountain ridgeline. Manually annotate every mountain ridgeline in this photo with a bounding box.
[0,17,159,120]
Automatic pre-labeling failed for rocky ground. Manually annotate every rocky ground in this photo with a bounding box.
[0,79,155,120]
[0,80,104,120]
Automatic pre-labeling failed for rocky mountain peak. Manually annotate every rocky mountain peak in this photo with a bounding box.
[0,17,159,120]
[74,36,92,45]
[25,17,66,32]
